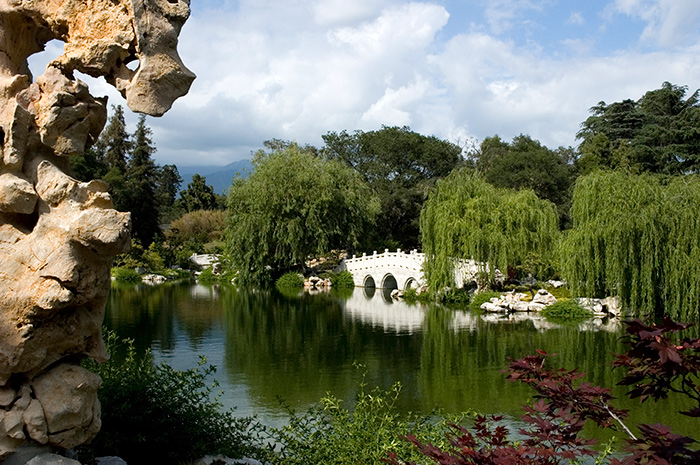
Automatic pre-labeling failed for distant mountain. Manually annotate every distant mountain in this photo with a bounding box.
[177,159,253,194]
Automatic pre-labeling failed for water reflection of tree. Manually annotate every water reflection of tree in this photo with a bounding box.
[220,288,424,410]
[419,306,698,439]
[106,282,227,355]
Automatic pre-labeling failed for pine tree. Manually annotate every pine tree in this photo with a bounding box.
[155,164,183,223]
[178,174,218,213]
[125,115,161,246]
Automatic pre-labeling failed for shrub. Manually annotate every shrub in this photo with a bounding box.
[541,299,592,322]
[111,267,141,283]
[469,291,502,312]
[330,270,355,289]
[438,288,470,306]
[79,331,265,465]
[265,372,463,465]
[276,271,305,290]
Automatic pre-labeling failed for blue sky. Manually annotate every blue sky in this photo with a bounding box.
[31,0,700,166]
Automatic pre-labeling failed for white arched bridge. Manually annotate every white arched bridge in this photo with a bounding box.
[340,249,480,291]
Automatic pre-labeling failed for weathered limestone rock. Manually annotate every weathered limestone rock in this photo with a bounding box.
[0,0,194,460]
[480,289,558,313]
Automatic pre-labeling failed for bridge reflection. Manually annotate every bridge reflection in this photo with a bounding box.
[340,289,481,334]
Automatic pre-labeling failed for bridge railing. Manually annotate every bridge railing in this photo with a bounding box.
[344,249,425,274]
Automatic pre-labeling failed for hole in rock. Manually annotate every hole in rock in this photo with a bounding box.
[124,55,140,72]
[27,39,63,80]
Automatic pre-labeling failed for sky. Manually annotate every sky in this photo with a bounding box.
[29,0,700,166]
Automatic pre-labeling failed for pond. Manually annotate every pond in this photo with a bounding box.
[105,281,697,440]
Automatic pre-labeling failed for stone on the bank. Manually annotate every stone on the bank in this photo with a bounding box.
[95,457,128,465]
[26,453,81,465]
[32,364,102,449]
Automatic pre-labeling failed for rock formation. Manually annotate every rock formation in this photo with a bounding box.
[0,0,194,458]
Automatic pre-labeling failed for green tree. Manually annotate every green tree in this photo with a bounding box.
[559,170,700,320]
[226,144,380,285]
[178,174,218,213]
[155,164,182,223]
[476,135,575,226]
[102,105,132,173]
[420,168,559,290]
[322,126,463,250]
[94,105,133,211]
[124,115,161,246]
[70,143,109,182]
[577,82,700,174]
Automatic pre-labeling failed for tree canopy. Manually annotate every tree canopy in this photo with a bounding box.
[559,170,700,320]
[577,82,700,174]
[420,168,559,290]
[322,126,463,250]
[178,174,219,213]
[225,144,380,285]
[475,134,575,225]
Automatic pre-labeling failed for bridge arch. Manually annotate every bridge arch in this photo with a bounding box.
[404,277,418,290]
[380,273,398,290]
[363,275,376,288]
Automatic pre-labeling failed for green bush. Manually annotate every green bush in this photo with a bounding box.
[276,271,305,290]
[541,300,592,322]
[469,291,503,312]
[264,372,463,465]
[79,331,265,465]
[111,267,141,283]
[438,288,470,306]
[329,270,355,289]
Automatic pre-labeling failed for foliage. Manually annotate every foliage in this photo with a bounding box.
[540,300,592,322]
[577,82,700,175]
[323,126,463,250]
[559,170,700,319]
[167,209,227,247]
[155,164,183,223]
[276,271,305,290]
[477,135,575,226]
[265,373,462,465]
[392,318,700,465]
[79,331,265,465]
[124,114,162,246]
[329,270,355,289]
[226,144,380,285]
[113,239,165,273]
[111,266,141,283]
[613,318,700,413]
[469,291,502,312]
[421,168,560,290]
[437,288,471,306]
[178,174,220,213]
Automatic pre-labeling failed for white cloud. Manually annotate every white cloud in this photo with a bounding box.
[482,0,550,34]
[567,11,585,25]
[612,0,700,47]
[29,0,698,167]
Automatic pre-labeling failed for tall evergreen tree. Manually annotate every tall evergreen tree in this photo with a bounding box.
[178,174,218,212]
[156,164,183,222]
[126,115,161,246]
[102,105,132,173]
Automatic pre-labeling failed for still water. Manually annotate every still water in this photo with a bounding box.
[105,281,696,438]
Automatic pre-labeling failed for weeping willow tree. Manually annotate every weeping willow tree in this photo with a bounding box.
[559,170,700,320]
[420,168,560,290]
[226,144,380,285]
